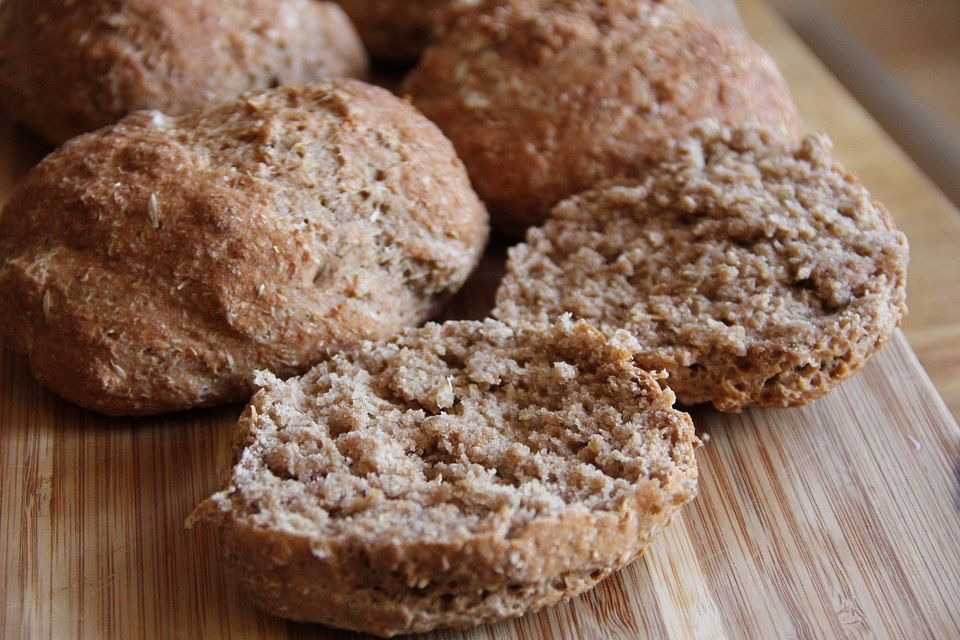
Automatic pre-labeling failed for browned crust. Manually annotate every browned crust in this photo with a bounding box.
[217,486,678,636]
[0,0,369,144]
[403,0,802,235]
[0,81,489,415]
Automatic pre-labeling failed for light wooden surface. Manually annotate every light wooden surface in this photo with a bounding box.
[2,1,960,639]
[773,0,960,137]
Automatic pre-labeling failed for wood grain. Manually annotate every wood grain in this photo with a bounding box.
[2,1,959,639]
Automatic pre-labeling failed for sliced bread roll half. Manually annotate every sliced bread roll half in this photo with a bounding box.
[191,317,700,636]
[494,123,910,412]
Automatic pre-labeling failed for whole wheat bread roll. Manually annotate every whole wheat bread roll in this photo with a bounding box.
[190,318,700,636]
[0,0,368,145]
[0,80,488,416]
[403,0,802,235]
[494,123,909,412]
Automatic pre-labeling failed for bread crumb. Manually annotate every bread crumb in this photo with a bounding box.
[553,361,577,380]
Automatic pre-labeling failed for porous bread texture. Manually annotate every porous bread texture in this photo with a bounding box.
[403,0,802,235]
[191,318,699,636]
[494,123,909,412]
[0,80,489,416]
[335,0,479,65]
[0,0,368,144]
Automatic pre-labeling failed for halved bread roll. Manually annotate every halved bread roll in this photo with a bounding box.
[191,318,700,636]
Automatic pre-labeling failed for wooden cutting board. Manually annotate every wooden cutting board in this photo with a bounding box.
[2,1,959,638]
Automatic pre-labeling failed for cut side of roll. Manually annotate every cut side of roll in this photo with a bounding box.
[191,318,700,637]
[494,123,909,412]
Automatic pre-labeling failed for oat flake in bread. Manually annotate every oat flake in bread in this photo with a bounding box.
[190,318,700,637]
[0,0,368,145]
[494,123,909,412]
[0,80,489,416]
[403,0,803,235]
[335,0,478,66]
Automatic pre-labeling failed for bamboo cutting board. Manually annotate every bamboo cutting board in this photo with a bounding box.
[2,1,959,638]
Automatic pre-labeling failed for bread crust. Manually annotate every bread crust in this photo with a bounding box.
[403,0,802,235]
[0,81,488,416]
[192,319,699,636]
[0,0,369,144]
[494,123,909,412]
[217,491,667,635]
